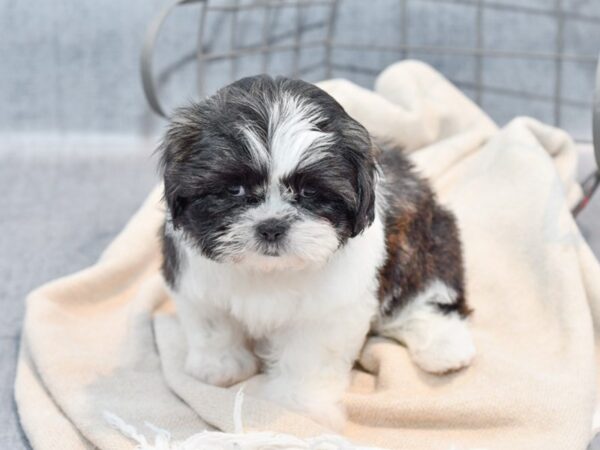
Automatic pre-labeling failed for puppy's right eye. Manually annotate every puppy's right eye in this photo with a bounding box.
[227,185,246,197]
[300,186,317,198]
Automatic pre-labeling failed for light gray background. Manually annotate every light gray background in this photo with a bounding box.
[1,0,600,448]
[1,0,598,139]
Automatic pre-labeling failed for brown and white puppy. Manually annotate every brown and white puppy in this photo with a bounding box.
[159,75,475,429]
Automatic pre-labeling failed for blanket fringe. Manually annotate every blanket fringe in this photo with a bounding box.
[103,387,388,450]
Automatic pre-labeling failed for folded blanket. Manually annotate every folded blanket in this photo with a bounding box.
[15,61,600,450]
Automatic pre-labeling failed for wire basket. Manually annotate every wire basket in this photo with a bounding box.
[141,0,600,207]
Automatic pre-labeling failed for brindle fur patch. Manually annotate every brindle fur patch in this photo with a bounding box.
[377,146,471,318]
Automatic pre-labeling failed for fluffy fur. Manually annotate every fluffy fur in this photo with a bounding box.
[158,75,475,429]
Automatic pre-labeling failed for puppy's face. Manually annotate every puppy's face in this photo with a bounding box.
[160,76,376,271]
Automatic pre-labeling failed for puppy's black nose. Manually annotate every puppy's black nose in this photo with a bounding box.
[256,218,289,243]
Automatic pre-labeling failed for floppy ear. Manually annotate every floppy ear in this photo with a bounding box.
[164,187,189,229]
[156,104,204,228]
[157,136,187,228]
[350,146,377,238]
[338,115,378,238]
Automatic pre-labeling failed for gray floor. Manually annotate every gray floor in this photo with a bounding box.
[1,141,599,449]
[0,140,158,449]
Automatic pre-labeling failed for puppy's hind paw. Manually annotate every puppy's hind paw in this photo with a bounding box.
[185,346,258,387]
[409,317,476,374]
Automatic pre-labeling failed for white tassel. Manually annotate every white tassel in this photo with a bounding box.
[103,387,388,450]
[103,411,151,448]
[233,384,246,434]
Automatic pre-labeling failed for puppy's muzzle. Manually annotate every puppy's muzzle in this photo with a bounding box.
[255,218,290,244]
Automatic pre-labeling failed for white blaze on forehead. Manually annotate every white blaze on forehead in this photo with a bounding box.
[268,94,334,180]
[236,93,334,187]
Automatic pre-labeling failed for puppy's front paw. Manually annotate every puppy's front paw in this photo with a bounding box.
[409,318,476,374]
[185,346,258,387]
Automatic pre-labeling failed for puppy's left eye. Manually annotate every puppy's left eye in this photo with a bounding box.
[227,185,246,197]
[300,187,317,198]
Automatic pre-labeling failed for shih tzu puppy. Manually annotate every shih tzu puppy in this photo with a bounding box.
[159,75,475,429]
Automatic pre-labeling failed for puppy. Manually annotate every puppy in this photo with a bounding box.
[159,75,475,429]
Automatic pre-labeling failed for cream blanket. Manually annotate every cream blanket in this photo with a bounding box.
[15,61,600,450]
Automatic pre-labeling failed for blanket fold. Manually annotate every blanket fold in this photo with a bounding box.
[15,61,600,450]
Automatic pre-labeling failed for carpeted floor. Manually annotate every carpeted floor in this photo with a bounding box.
[1,137,599,449]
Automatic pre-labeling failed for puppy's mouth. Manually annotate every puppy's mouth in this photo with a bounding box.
[259,242,287,256]
[256,242,286,257]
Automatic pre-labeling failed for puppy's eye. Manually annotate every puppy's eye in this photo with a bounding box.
[300,187,317,198]
[227,185,246,197]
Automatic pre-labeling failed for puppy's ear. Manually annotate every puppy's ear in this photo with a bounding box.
[341,117,378,238]
[156,104,203,228]
[165,190,189,228]
[351,148,377,237]
[158,139,188,228]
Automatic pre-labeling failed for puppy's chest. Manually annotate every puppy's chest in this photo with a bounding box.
[183,258,380,338]
[205,268,350,336]
[227,278,311,336]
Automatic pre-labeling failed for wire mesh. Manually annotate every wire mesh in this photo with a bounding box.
[142,0,599,145]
